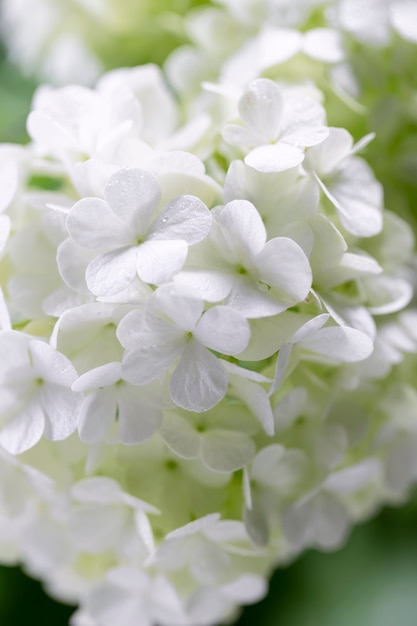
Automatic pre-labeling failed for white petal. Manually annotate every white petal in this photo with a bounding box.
[166,513,221,540]
[117,308,184,350]
[169,341,228,412]
[222,124,266,148]
[72,477,122,503]
[281,89,327,134]
[216,200,266,260]
[255,237,312,303]
[73,362,122,393]
[195,306,250,355]
[149,195,212,245]
[0,162,18,212]
[174,269,234,303]
[56,238,92,294]
[390,0,417,42]
[159,412,200,459]
[270,343,293,396]
[324,458,380,493]
[0,215,11,252]
[117,385,163,444]
[66,198,131,249]
[322,158,383,237]
[0,399,45,454]
[245,143,305,173]
[305,127,353,175]
[302,29,345,63]
[41,385,81,441]
[289,314,330,343]
[220,575,267,604]
[189,540,231,586]
[104,168,161,234]
[201,430,255,472]
[136,240,188,284]
[300,326,374,362]
[312,494,350,549]
[69,504,127,553]
[230,376,274,436]
[86,247,137,296]
[29,340,78,386]
[78,389,117,444]
[122,341,183,386]
[366,276,413,315]
[153,283,204,331]
[227,276,288,318]
[238,79,284,143]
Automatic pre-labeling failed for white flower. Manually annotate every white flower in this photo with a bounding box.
[281,458,381,551]
[66,168,212,296]
[117,283,250,412]
[73,362,165,445]
[0,332,81,454]
[77,567,186,626]
[160,403,258,473]
[304,128,384,237]
[69,476,158,558]
[222,79,329,173]
[270,313,375,395]
[177,199,313,317]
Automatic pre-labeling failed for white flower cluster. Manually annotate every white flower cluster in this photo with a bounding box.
[1,57,416,625]
[0,0,204,85]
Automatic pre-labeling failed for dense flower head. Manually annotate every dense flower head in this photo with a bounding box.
[1,3,417,626]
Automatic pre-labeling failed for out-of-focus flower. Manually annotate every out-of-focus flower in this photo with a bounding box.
[0,0,209,84]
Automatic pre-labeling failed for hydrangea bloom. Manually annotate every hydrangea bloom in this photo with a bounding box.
[0,0,208,84]
[0,4,417,626]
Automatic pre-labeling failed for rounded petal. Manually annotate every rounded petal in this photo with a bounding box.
[41,385,81,441]
[117,385,163,445]
[238,79,284,143]
[0,399,45,454]
[86,247,138,296]
[300,326,374,362]
[255,237,312,303]
[201,430,255,472]
[302,28,345,63]
[159,412,200,459]
[169,341,228,412]
[104,168,161,234]
[66,197,131,249]
[195,306,250,355]
[216,200,266,260]
[149,195,212,245]
[245,143,304,173]
[29,340,78,387]
[78,389,117,444]
[136,239,188,285]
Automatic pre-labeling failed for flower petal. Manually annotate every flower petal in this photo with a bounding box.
[238,79,284,143]
[169,341,228,412]
[195,306,250,355]
[201,430,255,472]
[0,398,45,454]
[86,247,138,296]
[245,143,304,173]
[66,197,132,249]
[117,385,163,445]
[136,240,188,284]
[104,168,161,234]
[149,195,212,244]
[256,237,312,303]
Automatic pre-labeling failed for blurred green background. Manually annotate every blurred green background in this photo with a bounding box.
[1,42,417,626]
